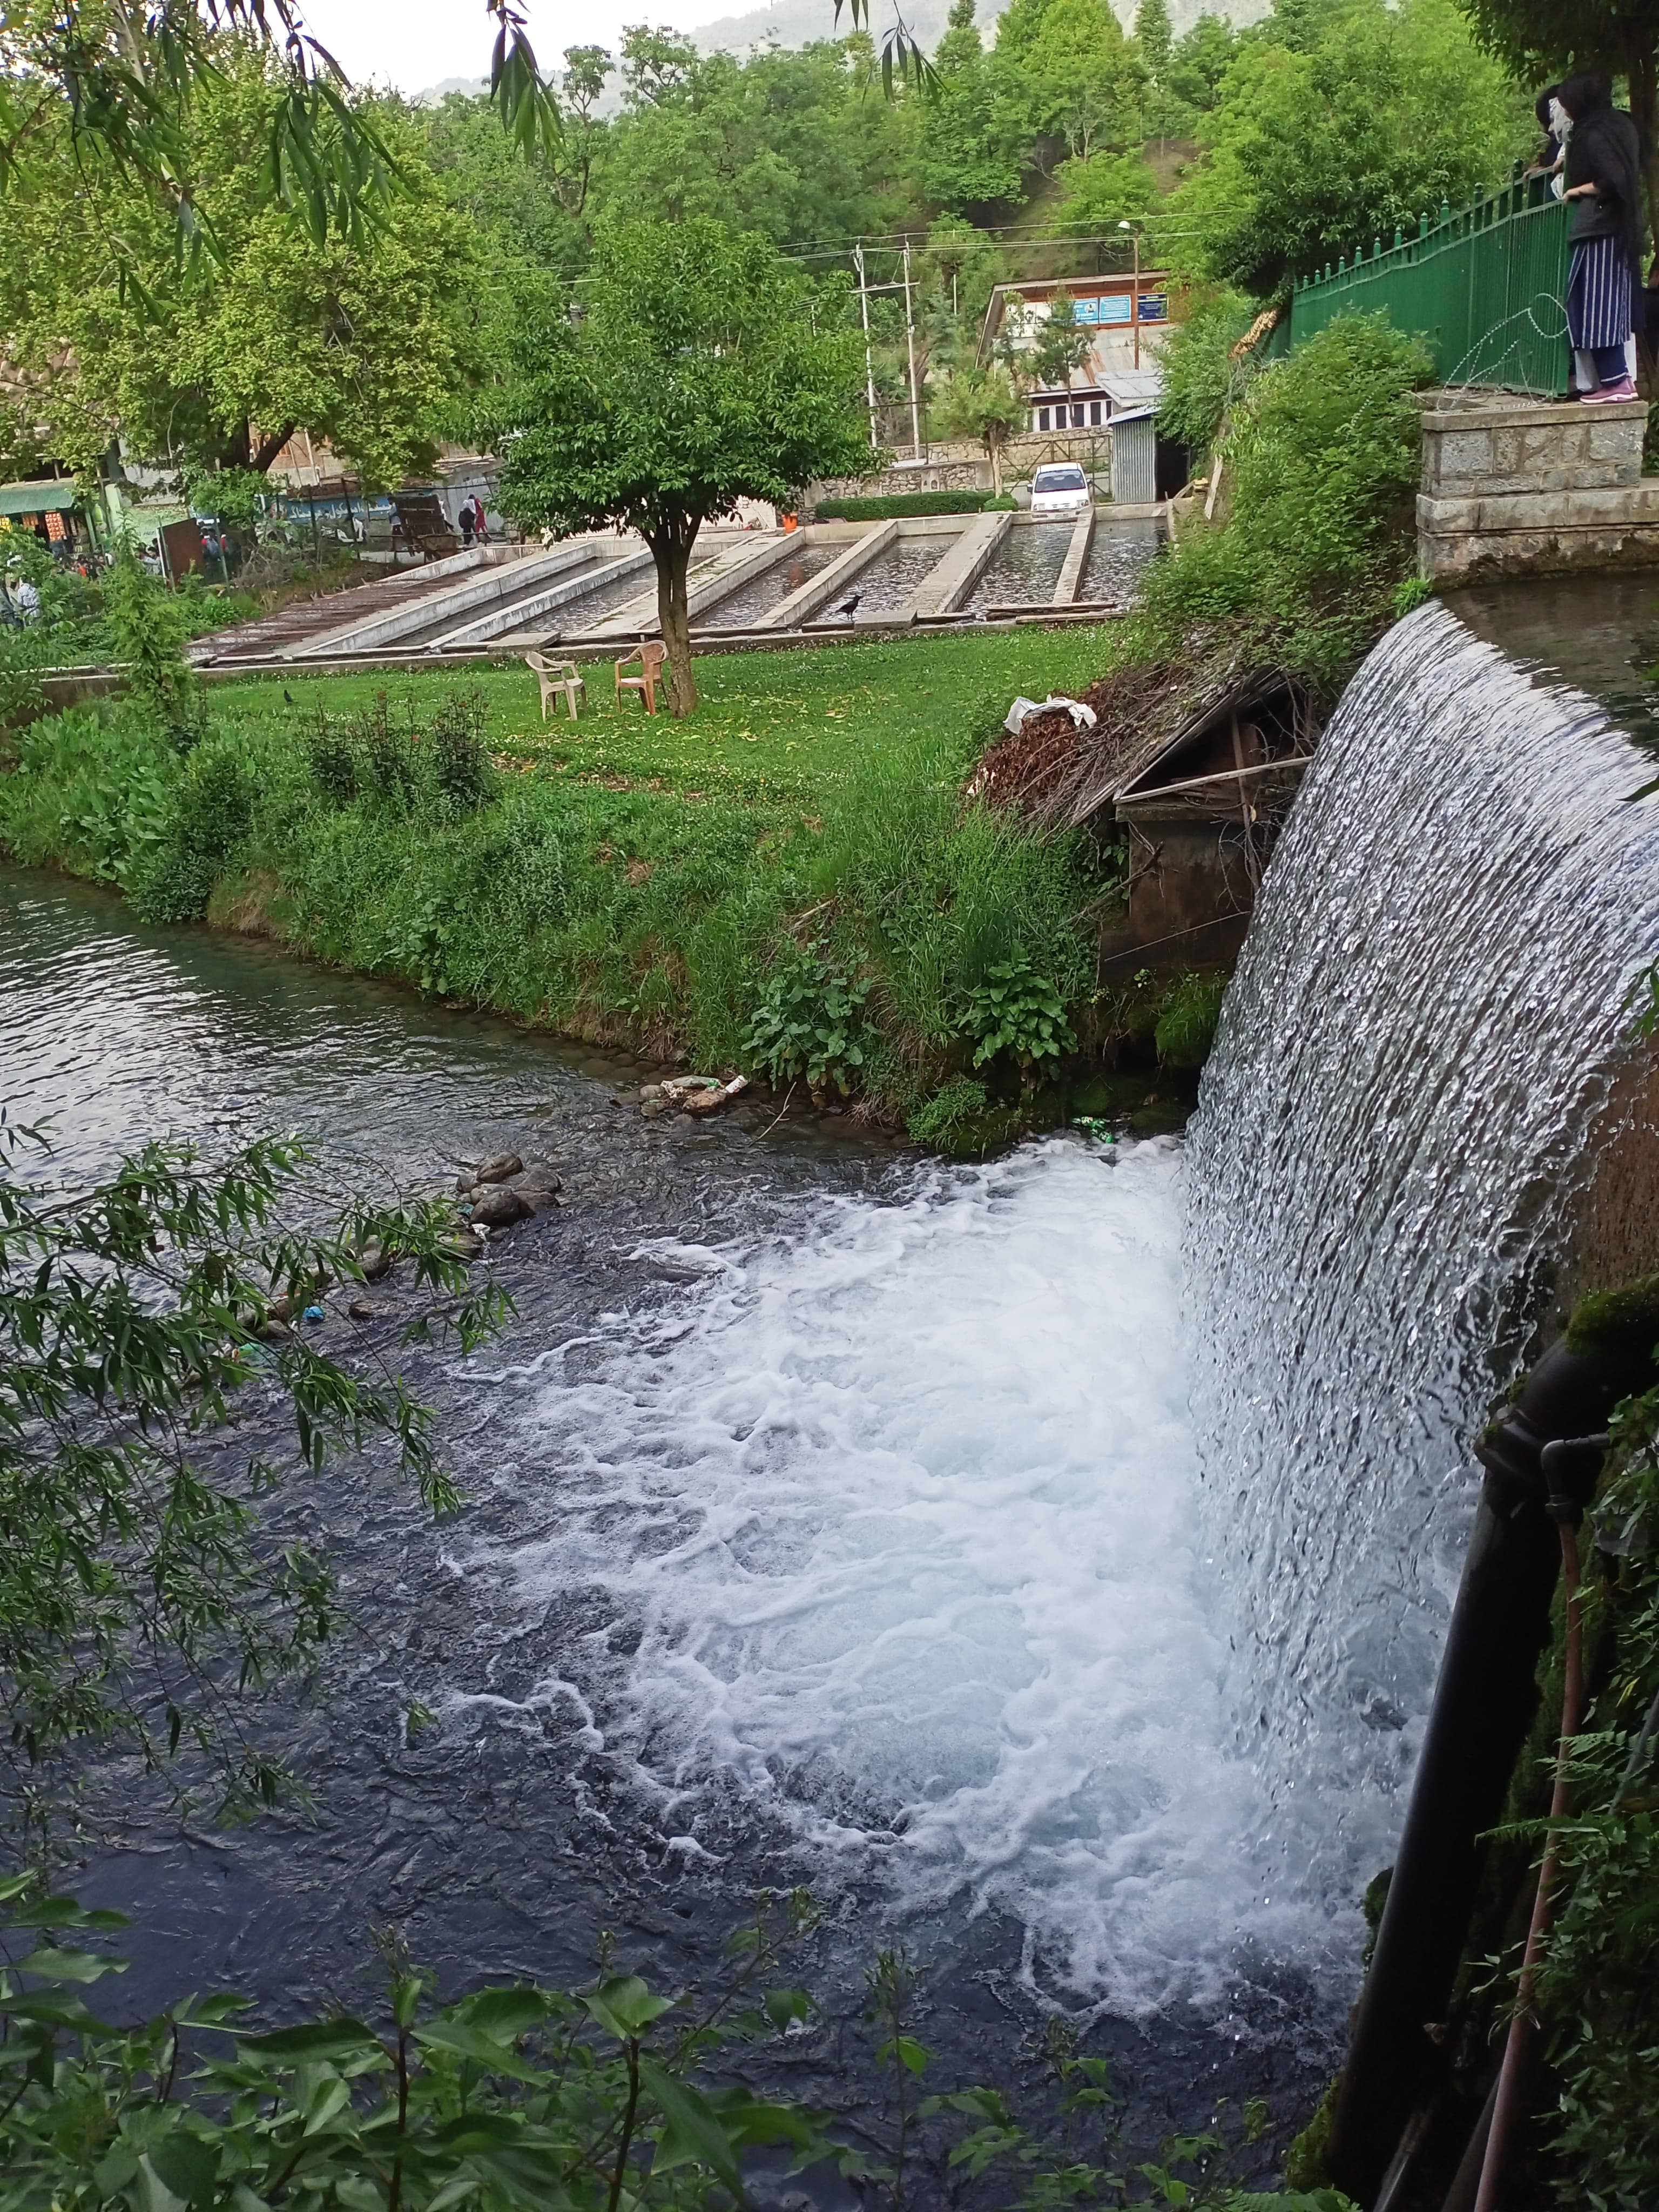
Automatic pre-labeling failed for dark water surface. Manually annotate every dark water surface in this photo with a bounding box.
[0,869,1331,2190]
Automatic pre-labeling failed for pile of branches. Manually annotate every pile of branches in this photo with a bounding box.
[968,633,1325,834]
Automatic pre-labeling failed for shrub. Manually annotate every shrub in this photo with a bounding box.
[744,948,869,1094]
[1155,969,1229,1067]
[1155,287,1259,462]
[355,689,422,807]
[428,686,493,813]
[812,490,991,521]
[1141,311,1431,678]
[103,541,199,738]
[132,741,256,923]
[303,705,360,805]
[961,955,1076,1081]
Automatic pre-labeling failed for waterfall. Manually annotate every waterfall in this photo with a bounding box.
[1186,595,1659,1899]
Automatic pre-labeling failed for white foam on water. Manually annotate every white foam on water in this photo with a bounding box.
[464,1136,1341,2016]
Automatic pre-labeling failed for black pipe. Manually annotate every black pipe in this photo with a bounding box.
[1326,1338,1641,2206]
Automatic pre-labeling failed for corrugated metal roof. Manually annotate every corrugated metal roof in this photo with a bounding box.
[0,478,78,516]
[1101,370,1164,408]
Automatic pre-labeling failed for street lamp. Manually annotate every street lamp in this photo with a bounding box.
[1118,219,1141,368]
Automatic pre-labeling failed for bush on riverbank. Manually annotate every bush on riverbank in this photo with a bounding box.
[0,632,1202,1128]
[1,1873,1357,2211]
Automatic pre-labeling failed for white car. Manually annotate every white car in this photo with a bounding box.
[1028,462,1091,516]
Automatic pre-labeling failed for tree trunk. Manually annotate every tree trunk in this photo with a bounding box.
[650,522,698,717]
[988,436,1002,495]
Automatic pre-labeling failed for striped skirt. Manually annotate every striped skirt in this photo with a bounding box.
[1567,233,1632,349]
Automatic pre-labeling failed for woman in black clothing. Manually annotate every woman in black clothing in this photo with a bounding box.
[1558,71,1644,402]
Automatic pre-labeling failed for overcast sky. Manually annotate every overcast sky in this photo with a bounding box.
[300,0,718,95]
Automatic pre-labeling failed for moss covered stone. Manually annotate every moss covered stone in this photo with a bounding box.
[1563,1274,1659,1368]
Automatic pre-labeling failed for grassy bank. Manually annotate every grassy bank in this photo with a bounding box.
[0,626,1213,1144]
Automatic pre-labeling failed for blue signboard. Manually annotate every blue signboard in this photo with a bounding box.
[1139,294,1170,322]
[1071,294,1132,326]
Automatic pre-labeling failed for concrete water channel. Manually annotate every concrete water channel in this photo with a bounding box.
[188,508,1170,676]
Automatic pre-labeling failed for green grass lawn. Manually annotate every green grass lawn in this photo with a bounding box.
[213,626,1118,806]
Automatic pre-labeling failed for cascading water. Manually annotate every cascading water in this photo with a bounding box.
[464,1138,1321,2016]
[9,584,1654,2100]
[1186,594,1659,1904]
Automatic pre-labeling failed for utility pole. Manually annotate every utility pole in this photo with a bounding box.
[901,241,922,458]
[854,245,879,452]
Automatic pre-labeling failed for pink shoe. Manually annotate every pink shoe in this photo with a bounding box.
[1583,377,1637,403]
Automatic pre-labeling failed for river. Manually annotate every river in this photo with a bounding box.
[0,867,1338,2188]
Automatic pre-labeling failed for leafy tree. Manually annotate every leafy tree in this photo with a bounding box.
[929,363,1027,490]
[1171,0,1534,291]
[998,0,1141,165]
[0,1123,505,1849]
[102,545,200,736]
[490,219,871,717]
[1455,0,1658,260]
[0,46,485,487]
[1168,14,1240,112]
[1135,0,1175,80]
[0,0,557,252]
[918,0,1023,212]
[592,40,918,246]
[1134,0,1180,143]
[559,44,614,215]
[1152,286,1260,458]
[420,87,592,279]
[1022,289,1097,387]
[1053,147,1161,233]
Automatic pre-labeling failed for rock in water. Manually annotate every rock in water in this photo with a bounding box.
[512,1164,563,1212]
[469,1184,531,1229]
[471,1152,524,1185]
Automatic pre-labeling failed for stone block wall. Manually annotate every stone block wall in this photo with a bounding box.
[1418,392,1659,580]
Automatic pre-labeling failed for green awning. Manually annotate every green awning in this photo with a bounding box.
[0,479,78,517]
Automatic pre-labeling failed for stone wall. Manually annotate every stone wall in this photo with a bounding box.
[810,427,1115,507]
[1418,393,1659,581]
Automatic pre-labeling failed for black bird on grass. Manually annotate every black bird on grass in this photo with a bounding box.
[831,592,860,619]
[283,688,295,704]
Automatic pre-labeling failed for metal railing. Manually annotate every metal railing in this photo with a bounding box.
[1288,168,1571,394]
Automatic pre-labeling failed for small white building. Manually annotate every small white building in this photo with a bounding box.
[979,275,1174,434]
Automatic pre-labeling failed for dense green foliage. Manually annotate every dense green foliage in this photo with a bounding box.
[1169,0,1533,292]
[1525,1375,1659,2208]
[0,1876,1360,2211]
[1135,314,1432,685]
[0,43,483,488]
[2,0,1547,502]
[0,632,1122,1125]
[1152,289,1260,465]
[814,491,993,520]
[0,1126,504,1845]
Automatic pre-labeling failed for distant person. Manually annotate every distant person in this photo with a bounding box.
[12,573,41,623]
[1557,71,1643,403]
[458,500,476,548]
[468,495,490,544]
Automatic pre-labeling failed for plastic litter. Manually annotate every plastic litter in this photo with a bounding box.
[1072,1117,1118,1144]
[1004,693,1098,737]
[302,1304,326,1324]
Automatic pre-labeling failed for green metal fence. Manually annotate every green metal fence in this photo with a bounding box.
[1287,171,1571,393]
